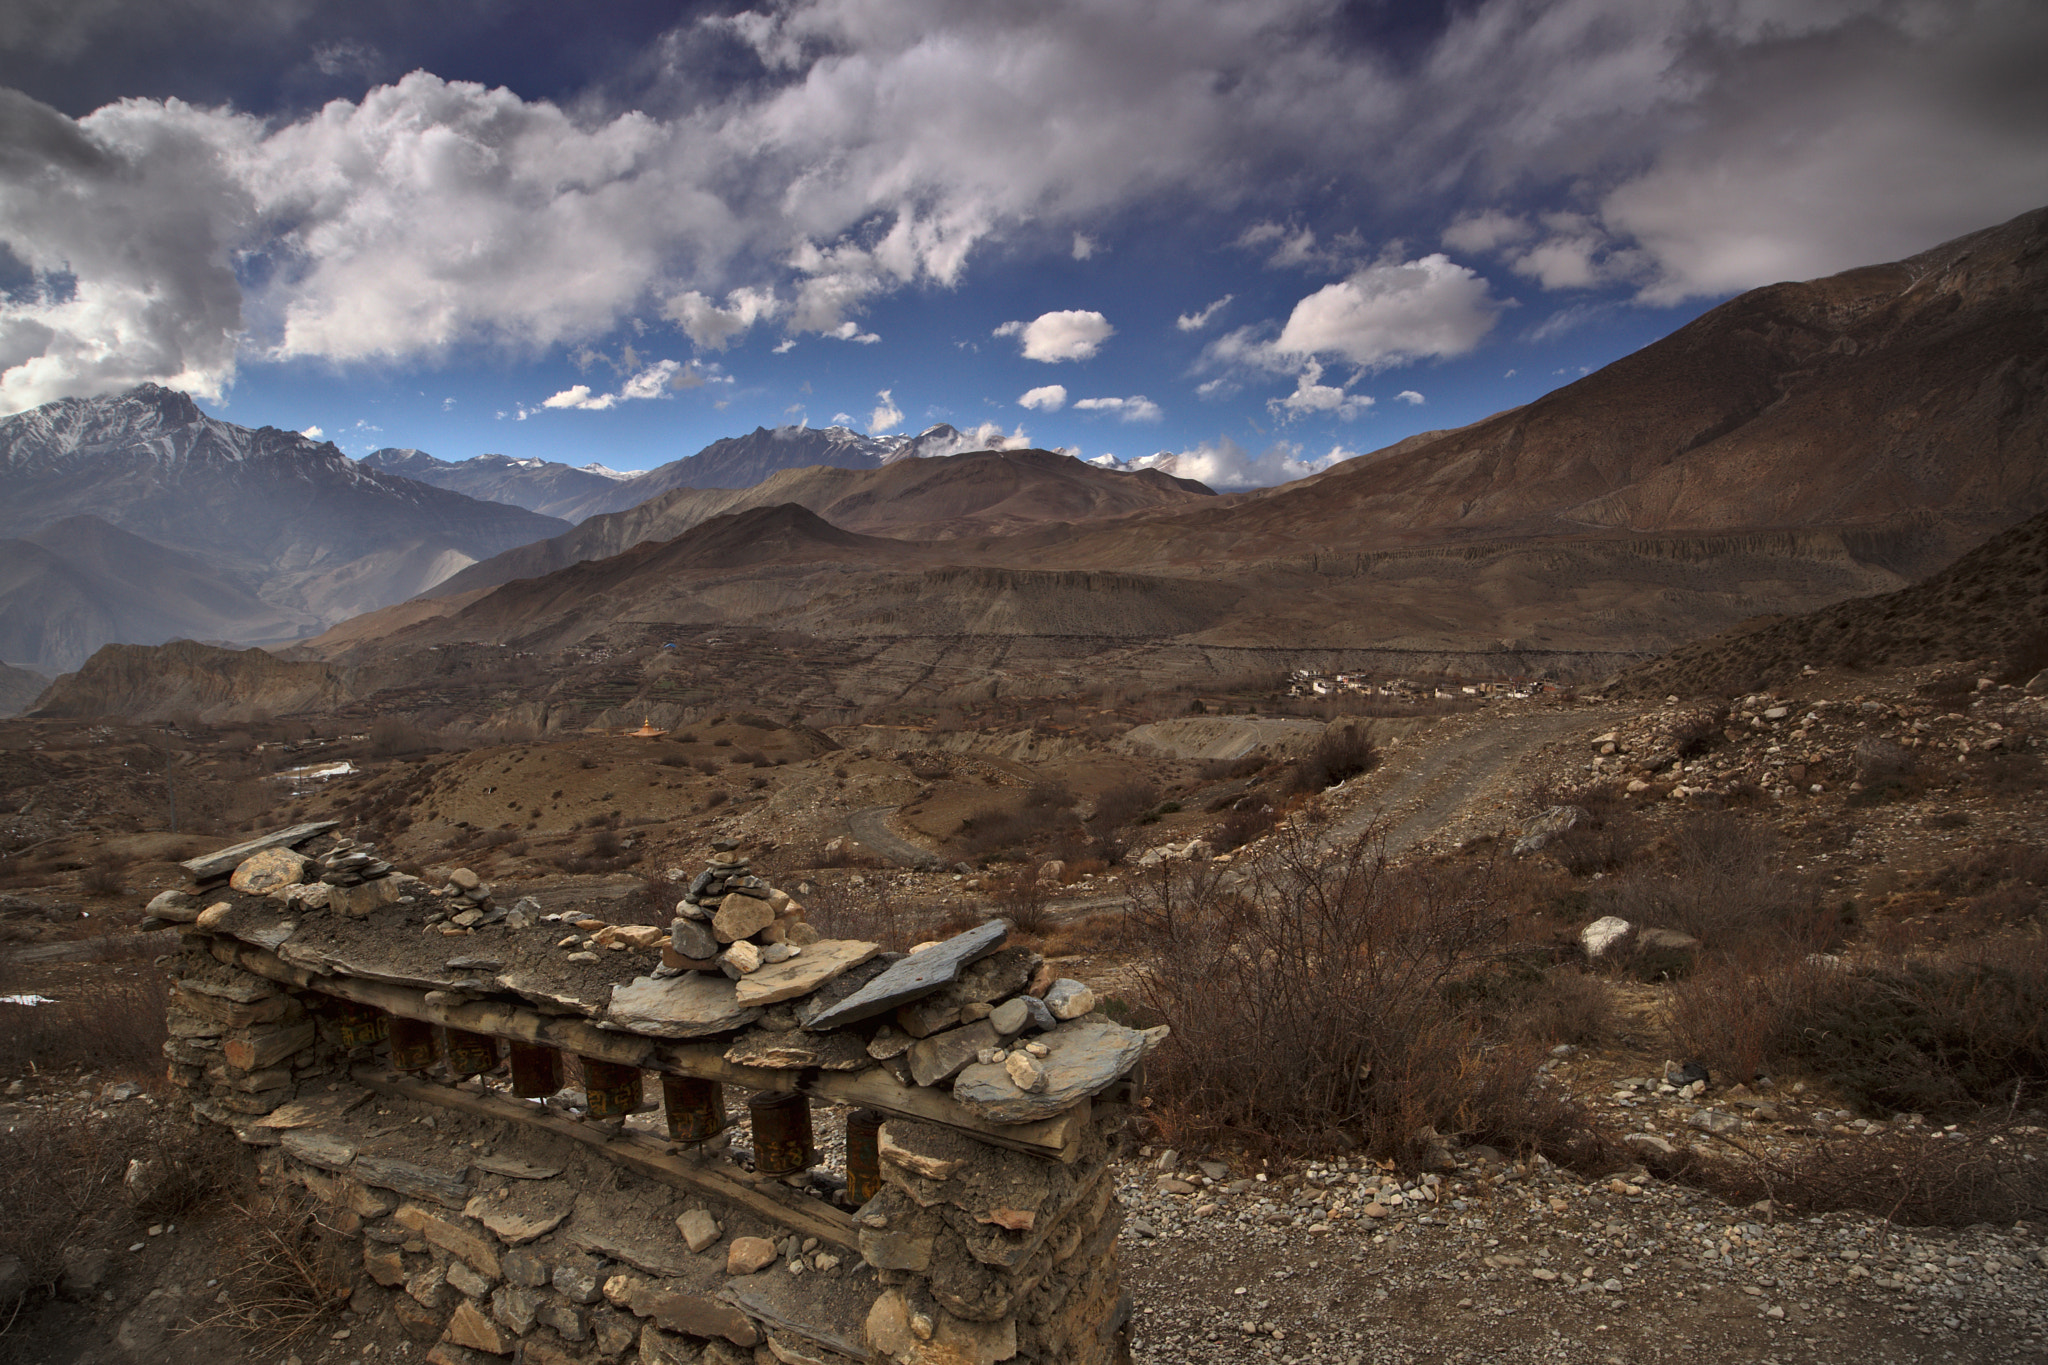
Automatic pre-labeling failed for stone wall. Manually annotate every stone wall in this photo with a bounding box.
[157,827,1146,1365]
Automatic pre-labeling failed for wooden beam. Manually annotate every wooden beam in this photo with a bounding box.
[212,936,1086,1162]
[351,1066,858,1251]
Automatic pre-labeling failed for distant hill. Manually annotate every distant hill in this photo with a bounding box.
[0,385,568,667]
[359,448,630,520]
[422,447,1214,600]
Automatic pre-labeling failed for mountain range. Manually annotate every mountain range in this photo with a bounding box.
[368,422,1003,523]
[10,204,2047,716]
[0,386,568,670]
[307,205,2047,689]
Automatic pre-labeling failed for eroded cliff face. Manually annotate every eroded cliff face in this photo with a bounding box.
[30,641,353,722]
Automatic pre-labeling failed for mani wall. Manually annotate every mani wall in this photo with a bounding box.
[149,822,1159,1365]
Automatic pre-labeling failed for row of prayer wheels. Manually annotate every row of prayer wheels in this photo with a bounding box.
[329,997,881,1200]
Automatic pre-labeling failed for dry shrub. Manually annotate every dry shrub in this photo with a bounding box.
[1672,1120,2048,1227]
[77,853,126,897]
[1590,812,1818,951]
[1670,935,2048,1114]
[0,1107,239,1324]
[0,966,169,1079]
[1510,968,1616,1047]
[803,878,910,952]
[1209,801,1276,853]
[1137,824,1544,1163]
[954,785,1078,861]
[989,871,1055,934]
[1088,781,1159,832]
[1282,723,1377,796]
[188,1191,356,1350]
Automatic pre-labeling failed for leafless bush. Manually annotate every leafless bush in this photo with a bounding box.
[1590,812,1815,951]
[0,967,169,1078]
[1088,781,1160,831]
[1669,1119,2048,1227]
[186,1191,356,1351]
[990,871,1056,934]
[368,717,438,757]
[1137,824,1544,1162]
[0,1107,240,1328]
[1209,801,1277,853]
[1282,723,1377,795]
[1669,934,2048,1113]
[804,878,911,952]
[78,853,126,897]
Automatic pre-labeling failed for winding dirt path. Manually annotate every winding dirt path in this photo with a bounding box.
[1322,704,1620,858]
[845,804,943,869]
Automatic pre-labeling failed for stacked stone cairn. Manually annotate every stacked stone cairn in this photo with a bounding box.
[662,839,822,980]
[150,821,1156,1363]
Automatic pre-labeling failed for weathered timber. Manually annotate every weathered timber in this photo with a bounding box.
[350,1066,858,1251]
[212,937,1085,1161]
[181,822,339,882]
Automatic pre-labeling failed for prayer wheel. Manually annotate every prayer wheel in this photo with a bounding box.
[661,1074,728,1144]
[508,1042,564,1098]
[330,998,387,1049]
[845,1108,884,1206]
[582,1058,642,1122]
[747,1091,816,1176]
[387,1016,437,1073]
[442,1027,499,1079]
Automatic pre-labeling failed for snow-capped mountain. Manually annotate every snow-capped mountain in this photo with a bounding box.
[360,447,634,520]
[0,385,568,667]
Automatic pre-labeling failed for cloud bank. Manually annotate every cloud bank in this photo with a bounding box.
[2,0,2043,409]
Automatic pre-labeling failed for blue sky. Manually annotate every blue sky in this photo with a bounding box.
[3,1,2044,488]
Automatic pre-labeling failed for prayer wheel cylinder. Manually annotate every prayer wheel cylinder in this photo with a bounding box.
[748,1091,816,1176]
[508,1042,564,1098]
[845,1108,884,1206]
[387,1016,436,1073]
[582,1058,642,1122]
[330,998,387,1049]
[442,1027,499,1079]
[661,1074,727,1144]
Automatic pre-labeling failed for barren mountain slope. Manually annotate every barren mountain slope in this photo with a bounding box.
[1017,204,2048,578]
[1614,505,2048,697]
[429,448,1215,598]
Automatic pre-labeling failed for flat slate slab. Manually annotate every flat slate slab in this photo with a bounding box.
[951,1017,1166,1124]
[607,972,764,1038]
[801,921,1008,1032]
[182,821,339,881]
[731,938,880,1006]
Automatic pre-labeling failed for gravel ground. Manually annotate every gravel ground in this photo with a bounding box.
[1112,1140,2048,1364]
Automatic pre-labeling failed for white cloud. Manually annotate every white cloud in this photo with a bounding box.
[1274,255,1500,368]
[1120,436,1347,490]
[1071,233,1096,260]
[300,425,324,439]
[1073,395,1162,422]
[441,396,455,410]
[994,310,1114,363]
[909,421,1030,456]
[541,358,696,411]
[827,321,881,344]
[1441,209,1531,254]
[1268,361,1371,421]
[4,2,2046,409]
[772,338,797,354]
[663,286,780,351]
[1175,295,1233,332]
[1395,390,1424,405]
[868,388,903,433]
[1018,384,1068,412]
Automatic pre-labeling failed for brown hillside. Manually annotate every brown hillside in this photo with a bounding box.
[1614,507,2048,697]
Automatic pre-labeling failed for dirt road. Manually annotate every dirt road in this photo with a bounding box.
[845,804,942,869]
[1322,705,1617,858]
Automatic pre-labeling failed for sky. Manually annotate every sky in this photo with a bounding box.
[2,1,2044,490]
